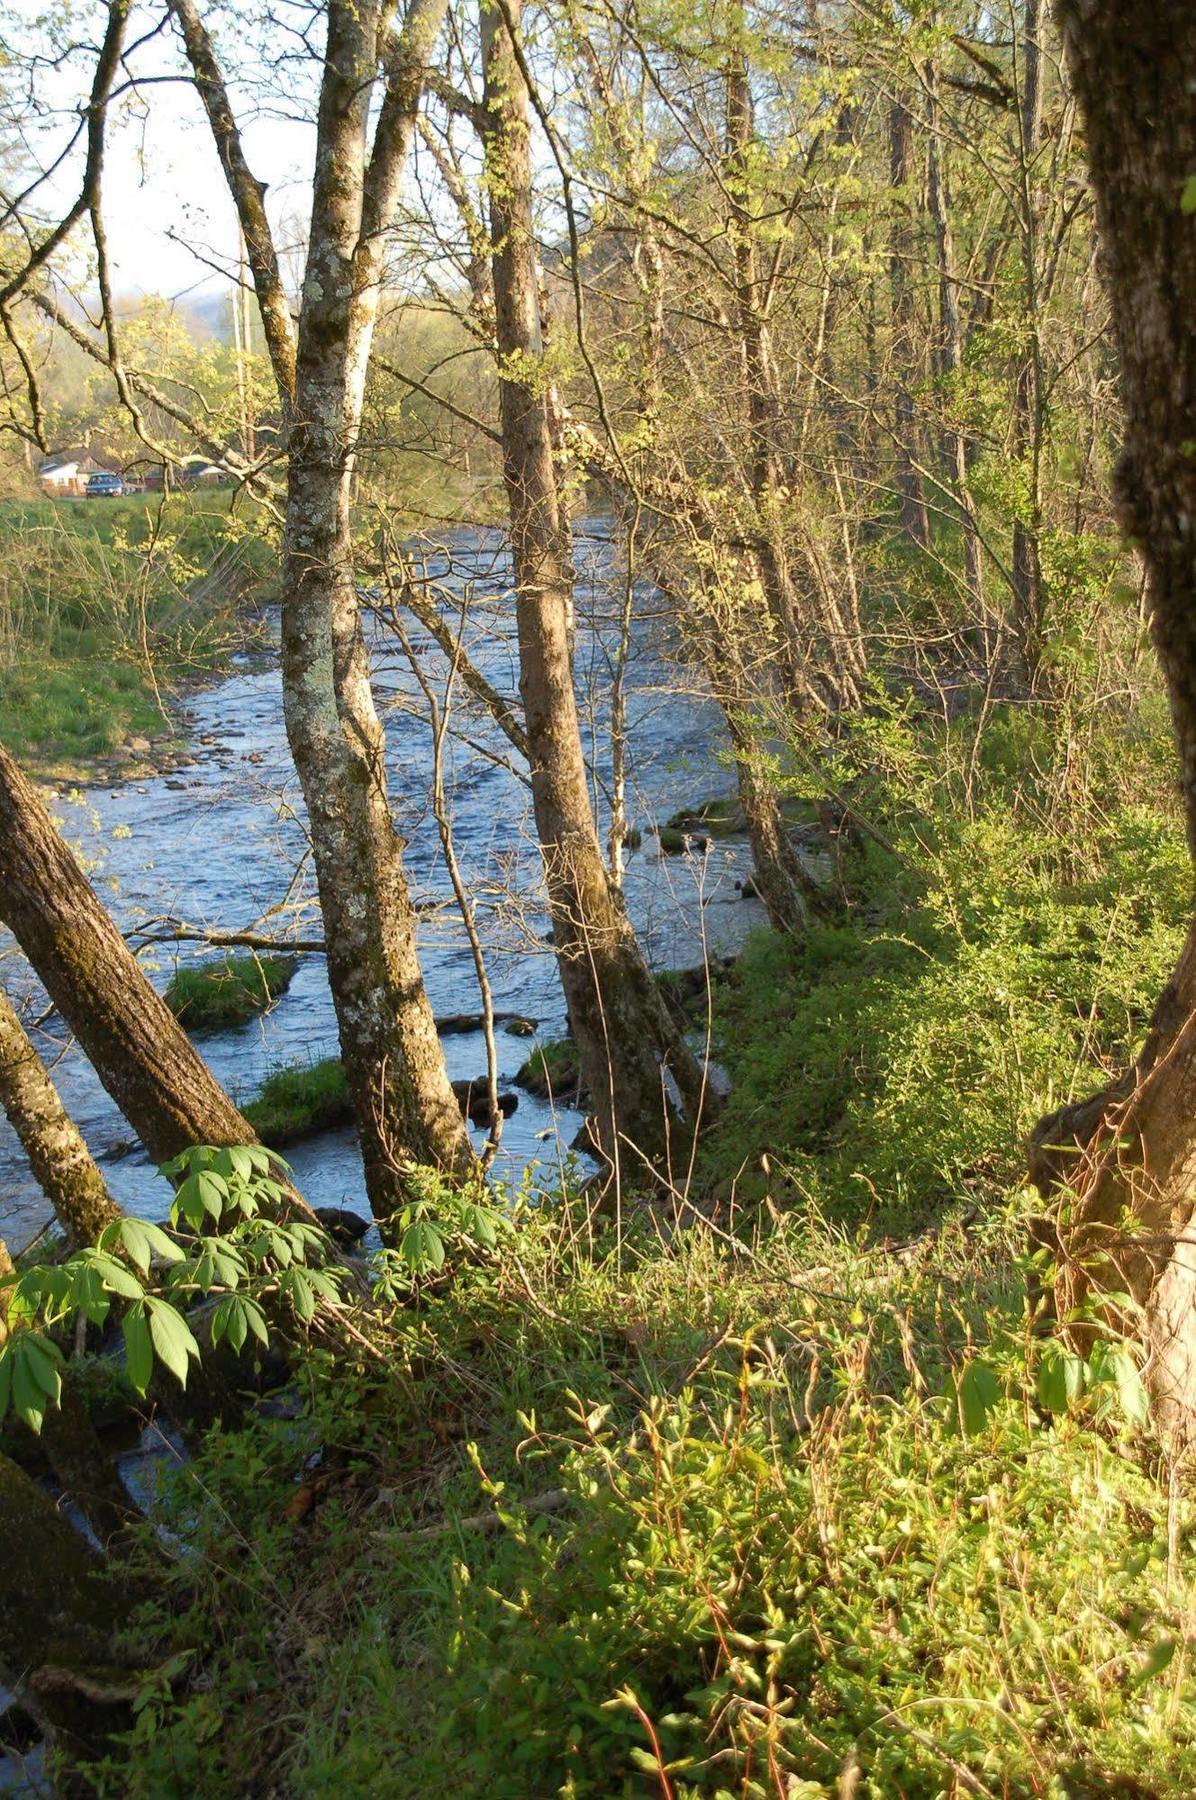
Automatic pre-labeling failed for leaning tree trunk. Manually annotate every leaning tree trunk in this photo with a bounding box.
[0,745,260,1167]
[481,0,711,1169]
[0,983,122,1246]
[1031,0,1196,1437]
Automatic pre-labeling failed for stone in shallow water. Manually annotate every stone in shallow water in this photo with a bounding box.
[314,1207,370,1248]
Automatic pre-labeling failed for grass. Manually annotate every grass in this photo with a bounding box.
[0,492,276,772]
[514,1036,582,1097]
[241,1056,352,1147]
[166,954,298,1032]
[75,697,1196,1800]
[93,1191,1196,1800]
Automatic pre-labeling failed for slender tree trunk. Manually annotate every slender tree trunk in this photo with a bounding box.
[174,0,475,1214]
[925,58,987,649]
[0,985,122,1245]
[0,745,259,1168]
[481,0,711,1168]
[1031,0,1196,1437]
[1011,0,1047,688]
[281,0,474,1215]
[889,97,931,548]
[727,714,815,935]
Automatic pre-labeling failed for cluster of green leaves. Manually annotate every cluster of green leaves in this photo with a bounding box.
[373,1163,513,1288]
[0,1146,338,1431]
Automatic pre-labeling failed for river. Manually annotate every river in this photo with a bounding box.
[0,524,763,1251]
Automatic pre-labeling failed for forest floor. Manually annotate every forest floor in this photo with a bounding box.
[0,493,275,780]
[80,693,1196,1799]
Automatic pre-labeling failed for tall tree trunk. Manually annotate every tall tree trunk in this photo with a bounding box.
[1011,0,1048,688]
[889,97,931,548]
[1031,0,1196,1437]
[481,0,711,1168]
[173,0,475,1214]
[281,0,474,1213]
[0,984,122,1245]
[925,57,987,651]
[0,745,260,1169]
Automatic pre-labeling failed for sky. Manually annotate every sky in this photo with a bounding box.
[6,0,318,302]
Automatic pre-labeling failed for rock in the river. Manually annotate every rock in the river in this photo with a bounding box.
[666,793,748,839]
[437,1011,540,1037]
[451,1078,519,1125]
[314,1207,371,1248]
[126,735,152,754]
[514,1039,585,1103]
[658,826,710,856]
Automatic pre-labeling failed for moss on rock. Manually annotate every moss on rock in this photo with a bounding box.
[166,954,298,1032]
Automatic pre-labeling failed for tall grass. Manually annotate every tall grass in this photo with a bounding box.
[0,492,275,768]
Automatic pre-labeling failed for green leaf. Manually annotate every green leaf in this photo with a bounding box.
[282,1267,316,1325]
[243,1298,269,1347]
[1105,1344,1149,1426]
[951,1357,1002,1437]
[146,1300,200,1389]
[139,1222,185,1266]
[1036,1338,1087,1415]
[0,1343,12,1424]
[11,1333,62,1433]
[212,1295,248,1354]
[115,1218,154,1274]
[89,1252,147,1302]
[401,1218,445,1273]
[1182,174,1196,215]
[174,1174,208,1232]
[123,1304,154,1394]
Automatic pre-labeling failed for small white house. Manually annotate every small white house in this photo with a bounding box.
[37,452,104,496]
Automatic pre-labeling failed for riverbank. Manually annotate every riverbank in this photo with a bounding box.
[65,743,1196,1798]
[0,493,276,781]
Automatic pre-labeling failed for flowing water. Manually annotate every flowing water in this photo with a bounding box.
[0,524,764,1252]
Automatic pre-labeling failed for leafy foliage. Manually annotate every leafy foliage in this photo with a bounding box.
[0,1146,338,1430]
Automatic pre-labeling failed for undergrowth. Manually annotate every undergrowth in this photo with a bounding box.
[76,695,1196,1799]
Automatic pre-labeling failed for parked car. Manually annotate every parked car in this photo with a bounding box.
[85,470,125,499]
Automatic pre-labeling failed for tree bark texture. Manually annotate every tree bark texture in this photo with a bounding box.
[0,984,122,1246]
[1032,0,1196,1435]
[481,0,712,1168]
[280,0,475,1212]
[0,745,257,1168]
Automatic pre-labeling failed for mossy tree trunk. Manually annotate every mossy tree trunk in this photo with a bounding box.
[0,744,257,1167]
[172,0,476,1216]
[1031,0,1196,1437]
[481,0,713,1169]
[0,983,122,1246]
